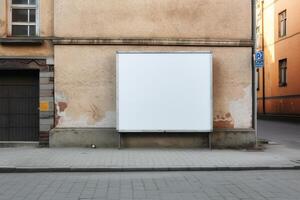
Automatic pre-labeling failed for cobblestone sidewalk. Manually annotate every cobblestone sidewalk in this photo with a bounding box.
[0,145,299,172]
[0,171,300,200]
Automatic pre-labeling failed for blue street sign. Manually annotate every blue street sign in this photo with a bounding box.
[255,51,264,68]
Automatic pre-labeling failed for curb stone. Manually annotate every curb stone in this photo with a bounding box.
[0,166,299,173]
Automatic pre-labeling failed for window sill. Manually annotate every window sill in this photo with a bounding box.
[0,37,44,46]
[279,83,287,87]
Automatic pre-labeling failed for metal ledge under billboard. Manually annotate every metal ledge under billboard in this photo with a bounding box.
[116,51,213,132]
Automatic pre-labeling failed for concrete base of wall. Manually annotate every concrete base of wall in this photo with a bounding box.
[121,132,209,148]
[50,128,256,148]
[212,129,256,149]
[49,128,119,148]
[0,142,39,148]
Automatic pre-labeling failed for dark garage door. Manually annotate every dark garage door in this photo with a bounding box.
[0,70,39,141]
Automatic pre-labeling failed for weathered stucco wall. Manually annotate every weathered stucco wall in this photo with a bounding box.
[0,41,53,57]
[54,0,251,39]
[39,0,54,37]
[0,0,54,57]
[0,0,7,37]
[55,45,252,129]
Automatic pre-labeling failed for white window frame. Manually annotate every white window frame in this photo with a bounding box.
[8,0,40,37]
[279,10,287,38]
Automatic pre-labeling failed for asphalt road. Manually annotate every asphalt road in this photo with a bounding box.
[0,171,299,200]
[258,119,300,149]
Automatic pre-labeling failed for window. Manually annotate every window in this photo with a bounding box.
[10,0,38,37]
[279,59,287,87]
[279,10,287,37]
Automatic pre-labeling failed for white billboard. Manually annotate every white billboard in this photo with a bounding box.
[117,52,213,132]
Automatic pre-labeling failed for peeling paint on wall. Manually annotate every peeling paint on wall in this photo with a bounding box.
[229,85,252,129]
[55,89,116,127]
[57,111,116,128]
[213,113,234,129]
[58,102,67,112]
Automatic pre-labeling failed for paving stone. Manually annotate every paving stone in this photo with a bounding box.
[1,171,299,200]
[0,146,299,172]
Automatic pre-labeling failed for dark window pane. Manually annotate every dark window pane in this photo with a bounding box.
[12,25,28,36]
[29,9,35,22]
[12,0,28,4]
[279,59,287,86]
[29,25,36,36]
[29,0,36,5]
[12,9,28,22]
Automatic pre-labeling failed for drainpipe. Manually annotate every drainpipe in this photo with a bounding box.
[252,0,257,145]
[262,0,266,114]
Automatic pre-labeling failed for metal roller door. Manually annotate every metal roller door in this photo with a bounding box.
[0,70,39,141]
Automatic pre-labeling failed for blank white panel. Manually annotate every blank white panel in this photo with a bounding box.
[117,52,213,132]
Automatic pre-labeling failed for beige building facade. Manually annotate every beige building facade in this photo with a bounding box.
[0,0,256,148]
